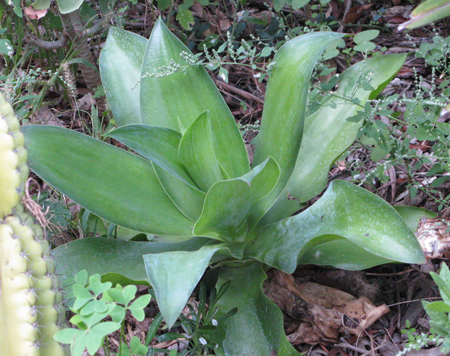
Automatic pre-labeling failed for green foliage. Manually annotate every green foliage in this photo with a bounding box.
[54,270,151,356]
[398,264,450,355]
[341,31,450,211]
[399,0,450,30]
[23,20,427,355]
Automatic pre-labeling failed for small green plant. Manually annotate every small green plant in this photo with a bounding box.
[398,263,450,355]
[55,270,236,355]
[54,270,151,356]
[22,20,428,355]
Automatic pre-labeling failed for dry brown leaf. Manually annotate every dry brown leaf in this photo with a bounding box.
[265,270,389,345]
[24,6,48,20]
[416,217,450,259]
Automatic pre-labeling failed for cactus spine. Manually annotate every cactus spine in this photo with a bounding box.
[0,93,65,356]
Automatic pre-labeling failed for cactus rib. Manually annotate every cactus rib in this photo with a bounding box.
[0,93,65,356]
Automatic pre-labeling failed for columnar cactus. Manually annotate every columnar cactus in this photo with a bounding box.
[0,93,65,356]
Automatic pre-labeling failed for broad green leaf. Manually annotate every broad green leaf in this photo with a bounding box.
[247,180,426,273]
[178,112,223,192]
[100,28,147,126]
[399,0,450,30]
[31,0,51,10]
[426,301,450,313]
[53,237,213,286]
[106,124,205,220]
[153,165,205,221]
[56,0,84,13]
[253,31,345,206]
[299,237,394,270]
[23,125,193,236]
[143,244,226,328]
[431,263,450,305]
[139,18,249,178]
[394,205,437,232]
[261,54,407,226]
[212,263,299,356]
[106,124,194,187]
[194,157,280,241]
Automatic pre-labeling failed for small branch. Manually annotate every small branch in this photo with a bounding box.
[215,79,265,105]
[25,32,68,50]
[79,12,114,38]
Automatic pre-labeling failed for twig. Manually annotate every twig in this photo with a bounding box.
[215,79,265,105]
[25,32,68,50]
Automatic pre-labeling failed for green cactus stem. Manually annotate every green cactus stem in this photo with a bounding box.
[0,93,65,356]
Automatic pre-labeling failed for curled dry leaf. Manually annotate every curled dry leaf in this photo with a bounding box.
[25,6,48,19]
[265,270,389,345]
[416,217,450,259]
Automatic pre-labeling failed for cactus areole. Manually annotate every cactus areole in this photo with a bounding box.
[0,93,65,356]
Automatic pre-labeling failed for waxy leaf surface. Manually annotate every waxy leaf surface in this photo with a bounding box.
[263,54,407,224]
[53,237,212,286]
[247,180,426,273]
[107,124,205,220]
[213,263,299,356]
[178,112,223,192]
[253,32,344,221]
[23,125,193,235]
[394,205,437,232]
[143,244,226,328]
[299,238,394,270]
[139,19,249,178]
[194,157,280,241]
[100,28,147,126]
[106,124,193,186]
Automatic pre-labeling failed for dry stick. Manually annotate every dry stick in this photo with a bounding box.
[215,78,265,105]
[25,32,68,50]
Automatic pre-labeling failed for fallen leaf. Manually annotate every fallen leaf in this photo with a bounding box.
[25,6,48,20]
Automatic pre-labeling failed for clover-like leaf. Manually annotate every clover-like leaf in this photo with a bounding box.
[88,274,112,296]
[86,322,122,355]
[130,335,148,355]
[129,294,152,321]
[80,299,108,316]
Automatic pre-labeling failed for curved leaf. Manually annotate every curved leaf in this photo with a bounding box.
[31,0,51,10]
[23,125,193,235]
[299,237,394,270]
[153,165,205,221]
[295,54,406,201]
[139,18,249,178]
[55,0,84,13]
[394,205,437,232]
[106,124,205,220]
[53,237,212,286]
[253,33,344,204]
[247,180,426,273]
[262,54,407,225]
[178,112,222,192]
[106,124,195,187]
[212,263,299,356]
[143,244,233,328]
[194,157,280,241]
[99,27,147,126]
[399,0,450,30]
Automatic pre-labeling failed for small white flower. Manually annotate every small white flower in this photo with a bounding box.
[199,337,207,345]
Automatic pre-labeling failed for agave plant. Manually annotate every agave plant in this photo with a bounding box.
[22,20,426,355]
